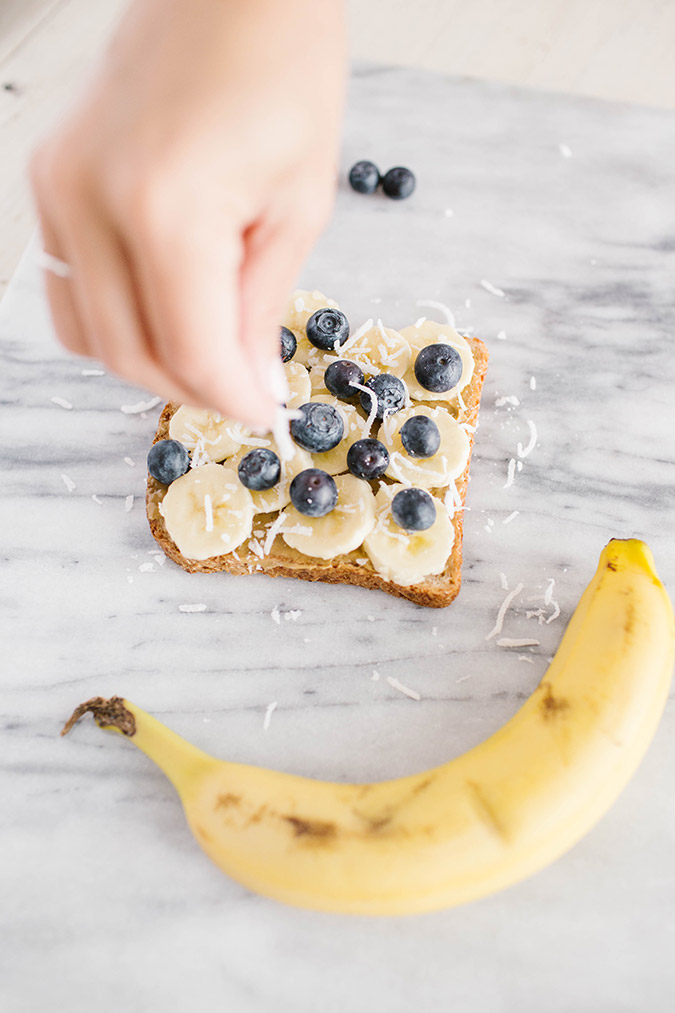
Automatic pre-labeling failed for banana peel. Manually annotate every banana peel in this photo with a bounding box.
[62,539,674,914]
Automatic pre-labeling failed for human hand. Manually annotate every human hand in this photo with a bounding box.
[31,0,346,428]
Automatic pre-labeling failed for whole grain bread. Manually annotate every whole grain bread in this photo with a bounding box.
[146,336,488,607]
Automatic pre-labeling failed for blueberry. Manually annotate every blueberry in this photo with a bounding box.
[400,415,441,458]
[280,326,297,363]
[324,359,364,400]
[359,373,407,419]
[347,438,390,480]
[290,468,338,517]
[414,343,463,392]
[290,402,344,453]
[391,487,436,532]
[348,160,380,194]
[238,448,281,491]
[306,308,350,351]
[381,166,416,200]
[147,439,190,485]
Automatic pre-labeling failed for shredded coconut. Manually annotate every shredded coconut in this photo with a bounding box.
[263,701,277,731]
[431,626,438,636]
[91,495,103,505]
[386,676,421,701]
[179,603,207,613]
[351,381,378,434]
[248,538,265,559]
[415,299,456,327]
[139,562,154,573]
[120,396,161,415]
[544,578,555,605]
[270,606,281,625]
[61,473,76,492]
[263,513,287,555]
[503,510,520,525]
[485,582,524,641]
[530,376,537,391]
[455,674,472,684]
[204,494,214,533]
[125,495,134,512]
[497,637,540,648]
[519,655,534,664]
[546,600,561,623]
[413,317,426,328]
[51,396,72,410]
[495,395,520,408]
[284,609,301,622]
[518,420,537,459]
[500,573,509,590]
[496,330,507,341]
[480,279,505,298]
[336,317,373,356]
[371,670,380,681]
[504,458,516,489]
[456,390,468,415]
[559,143,573,158]
[123,456,135,468]
[517,460,523,472]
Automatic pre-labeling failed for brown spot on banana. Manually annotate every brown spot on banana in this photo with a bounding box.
[215,793,241,810]
[539,682,570,720]
[467,780,510,843]
[283,815,337,842]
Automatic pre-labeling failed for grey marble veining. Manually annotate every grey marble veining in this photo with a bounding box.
[2,65,675,1012]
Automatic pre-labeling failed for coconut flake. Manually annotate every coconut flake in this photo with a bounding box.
[179,603,207,613]
[497,637,540,648]
[120,396,161,415]
[249,538,265,559]
[51,396,72,410]
[504,458,516,489]
[123,457,136,468]
[387,676,421,701]
[496,330,507,341]
[139,562,154,573]
[559,143,573,158]
[503,510,519,525]
[499,573,509,590]
[415,299,456,327]
[413,317,427,328]
[485,582,524,641]
[204,494,214,532]
[351,381,378,434]
[61,473,76,492]
[455,674,472,684]
[125,495,134,512]
[518,655,535,664]
[270,606,281,625]
[495,395,520,407]
[371,670,380,681]
[263,701,277,730]
[518,420,537,459]
[335,318,373,356]
[480,279,505,298]
[263,512,287,555]
[91,495,103,505]
[546,600,561,623]
[530,376,537,391]
[544,578,555,605]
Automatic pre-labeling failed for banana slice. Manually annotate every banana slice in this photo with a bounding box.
[282,474,376,560]
[284,361,311,409]
[363,484,454,586]
[229,439,313,514]
[283,290,340,366]
[381,405,470,489]
[168,406,240,462]
[159,463,254,560]
[337,319,411,378]
[307,395,371,475]
[400,320,474,402]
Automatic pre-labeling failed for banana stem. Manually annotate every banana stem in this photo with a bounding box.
[61,696,214,798]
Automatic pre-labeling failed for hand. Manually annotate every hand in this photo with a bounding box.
[31,0,346,428]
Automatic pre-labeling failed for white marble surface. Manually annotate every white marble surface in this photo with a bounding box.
[2,66,675,1012]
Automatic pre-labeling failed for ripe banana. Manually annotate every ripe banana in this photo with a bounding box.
[62,539,674,915]
[364,483,454,585]
[382,405,470,489]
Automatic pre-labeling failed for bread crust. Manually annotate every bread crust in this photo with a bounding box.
[146,337,488,607]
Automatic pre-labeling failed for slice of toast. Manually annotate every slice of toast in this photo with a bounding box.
[146,335,488,607]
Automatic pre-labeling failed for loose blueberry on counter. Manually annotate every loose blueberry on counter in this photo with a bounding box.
[347,438,390,480]
[381,166,416,200]
[414,343,463,393]
[348,160,380,194]
[324,359,364,400]
[391,487,436,532]
[359,373,407,419]
[290,468,338,517]
[280,326,297,363]
[400,415,441,458]
[238,448,281,491]
[306,308,350,351]
[290,402,344,452]
[147,439,190,485]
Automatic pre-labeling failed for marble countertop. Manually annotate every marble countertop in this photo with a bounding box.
[2,66,674,1012]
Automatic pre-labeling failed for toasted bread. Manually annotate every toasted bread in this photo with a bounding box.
[146,335,488,607]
